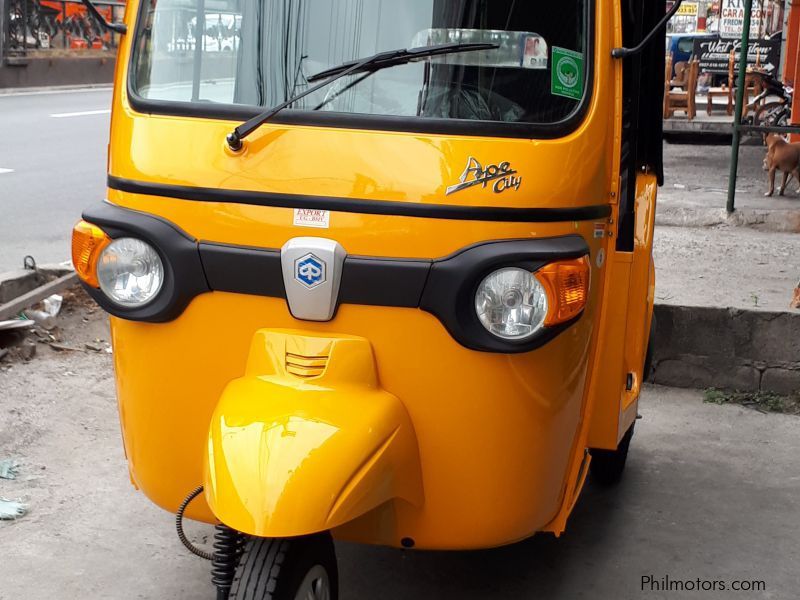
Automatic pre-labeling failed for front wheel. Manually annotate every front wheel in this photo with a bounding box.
[754,101,787,129]
[229,532,338,600]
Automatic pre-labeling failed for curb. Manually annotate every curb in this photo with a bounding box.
[0,84,112,97]
[656,206,800,233]
[0,265,75,319]
[651,304,800,394]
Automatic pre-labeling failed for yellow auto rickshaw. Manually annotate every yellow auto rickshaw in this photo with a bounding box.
[72,0,671,597]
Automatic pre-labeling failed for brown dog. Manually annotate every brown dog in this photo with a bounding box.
[764,133,800,196]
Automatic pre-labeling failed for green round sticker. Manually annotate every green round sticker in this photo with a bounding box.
[556,56,580,89]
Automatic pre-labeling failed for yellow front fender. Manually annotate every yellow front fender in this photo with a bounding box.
[203,329,423,538]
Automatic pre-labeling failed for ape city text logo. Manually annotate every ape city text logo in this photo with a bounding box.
[446,156,522,196]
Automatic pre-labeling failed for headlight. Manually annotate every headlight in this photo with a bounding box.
[97,238,164,307]
[475,267,548,340]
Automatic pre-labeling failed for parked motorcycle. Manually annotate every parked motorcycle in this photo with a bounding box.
[745,70,794,129]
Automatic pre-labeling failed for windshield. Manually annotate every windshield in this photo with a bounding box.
[131,0,588,128]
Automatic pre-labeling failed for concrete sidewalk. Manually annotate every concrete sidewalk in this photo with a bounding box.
[653,225,798,313]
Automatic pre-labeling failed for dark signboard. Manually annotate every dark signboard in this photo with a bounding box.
[692,36,781,74]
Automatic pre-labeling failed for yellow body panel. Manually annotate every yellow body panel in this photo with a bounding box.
[586,172,658,450]
[112,282,597,548]
[204,330,423,538]
[99,0,655,549]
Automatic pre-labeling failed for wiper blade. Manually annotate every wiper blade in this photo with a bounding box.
[226,42,498,151]
[306,41,498,82]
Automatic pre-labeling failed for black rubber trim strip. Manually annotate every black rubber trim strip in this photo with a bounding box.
[125,1,596,141]
[199,245,432,308]
[199,242,285,298]
[339,256,432,308]
[107,176,611,223]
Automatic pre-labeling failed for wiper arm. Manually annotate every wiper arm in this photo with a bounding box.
[306,41,498,82]
[226,42,498,151]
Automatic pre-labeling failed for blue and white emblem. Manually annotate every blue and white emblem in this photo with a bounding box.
[282,237,345,321]
[295,253,326,288]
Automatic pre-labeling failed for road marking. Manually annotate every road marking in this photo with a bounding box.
[0,168,14,175]
[50,109,111,118]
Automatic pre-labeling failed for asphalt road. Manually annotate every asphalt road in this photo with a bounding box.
[1,300,798,600]
[0,88,110,273]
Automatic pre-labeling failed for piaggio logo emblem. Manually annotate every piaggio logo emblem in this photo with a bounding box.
[295,253,326,288]
[446,156,522,195]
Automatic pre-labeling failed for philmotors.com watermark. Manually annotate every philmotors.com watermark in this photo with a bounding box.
[641,575,766,593]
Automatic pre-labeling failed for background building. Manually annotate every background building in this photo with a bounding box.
[0,0,125,87]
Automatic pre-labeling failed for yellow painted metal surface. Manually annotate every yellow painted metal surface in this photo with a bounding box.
[203,330,423,538]
[99,0,655,549]
[111,284,598,548]
[586,172,658,450]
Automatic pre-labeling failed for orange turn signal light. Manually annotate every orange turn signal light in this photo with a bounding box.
[536,256,590,326]
[71,220,110,288]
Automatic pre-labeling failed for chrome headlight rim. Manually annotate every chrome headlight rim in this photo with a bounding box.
[474,266,549,341]
[97,237,166,308]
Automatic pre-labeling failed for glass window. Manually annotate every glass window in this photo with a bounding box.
[677,38,694,54]
[132,0,589,127]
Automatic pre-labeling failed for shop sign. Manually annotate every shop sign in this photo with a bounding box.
[720,0,766,39]
[692,35,781,73]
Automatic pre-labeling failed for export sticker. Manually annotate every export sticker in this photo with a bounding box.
[293,208,330,229]
[551,47,584,100]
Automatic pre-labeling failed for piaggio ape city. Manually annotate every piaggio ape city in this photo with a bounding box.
[72,0,670,597]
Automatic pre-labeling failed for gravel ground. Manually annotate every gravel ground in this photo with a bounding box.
[1,293,799,599]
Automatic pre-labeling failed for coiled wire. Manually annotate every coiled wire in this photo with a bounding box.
[211,524,244,599]
[176,486,244,599]
[175,485,213,560]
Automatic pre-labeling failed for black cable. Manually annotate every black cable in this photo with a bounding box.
[175,485,213,560]
[255,1,264,106]
[282,0,290,101]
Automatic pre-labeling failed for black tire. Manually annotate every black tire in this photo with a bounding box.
[229,532,338,600]
[589,423,634,486]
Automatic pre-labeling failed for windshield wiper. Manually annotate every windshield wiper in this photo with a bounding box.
[226,42,498,151]
[306,41,498,82]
